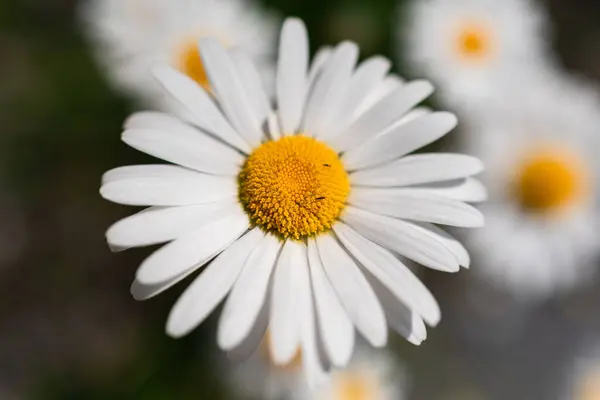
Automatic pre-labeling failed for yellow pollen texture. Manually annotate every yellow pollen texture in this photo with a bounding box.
[239,136,350,240]
[513,148,587,213]
[177,39,210,90]
[456,23,490,60]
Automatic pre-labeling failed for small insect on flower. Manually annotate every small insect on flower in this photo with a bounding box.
[80,0,279,110]
[100,17,484,385]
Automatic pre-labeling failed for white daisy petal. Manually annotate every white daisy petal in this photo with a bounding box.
[368,276,427,345]
[267,110,282,140]
[306,46,332,93]
[276,18,309,134]
[316,233,387,347]
[218,234,281,351]
[229,48,272,126]
[351,153,484,187]
[135,209,249,285]
[100,165,237,206]
[166,228,264,338]
[107,201,238,249]
[333,55,391,132]
[124,111,184,131]
[354,74,404,117]
[200,38,264,147]
[151,66,251,153]
[307,238,354,367]
[331,80,434,152]
[333,222,441,326]
[342,206,459,272]
[300,274,330,389]
[303,42,359,138]
[306,42,359,139]
[343,112,458,170]
[269,240,307,365]
[130,270,194,301]
[415,222,471,268]
[226,296,270,362]
[396,178,488,202]
[122,126,244,175]
[349,188,484,227]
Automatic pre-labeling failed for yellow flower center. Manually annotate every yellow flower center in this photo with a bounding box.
[175,37,210,90]
[335,373,379,400]
[512,147,588,213]
[455,22,491,61]
[262,331,303,371]
[239,136,350,240]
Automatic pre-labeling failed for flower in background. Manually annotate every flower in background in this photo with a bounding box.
[80,0,279,109]
[465,73,600,300]
[565,343,600,400]
[400,0,551,106]
[305,347,405,400]
[100,18,484,384]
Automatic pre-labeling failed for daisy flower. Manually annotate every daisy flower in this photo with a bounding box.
[80,0,279,108]
[401,0,551,105]
[100,18,484,384]
[466,73,600,300]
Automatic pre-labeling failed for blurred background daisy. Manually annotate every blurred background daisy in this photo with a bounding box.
[80,0,280,110]
[4,0,600,399]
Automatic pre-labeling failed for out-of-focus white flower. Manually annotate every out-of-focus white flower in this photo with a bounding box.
[400,0,551,105]
[100,18,484,385]
[465,73,600,300]
[80,0,279,109]
[303,347,406,400]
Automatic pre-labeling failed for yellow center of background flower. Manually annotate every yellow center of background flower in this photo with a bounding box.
[455,23,491,61]
[176,38,210,90]
[335,373,379,400]
[239,136,350,240]
[576,369,600,400]
[513,148,587,213]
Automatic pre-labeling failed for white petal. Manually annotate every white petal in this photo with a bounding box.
[165,228,264,338]
[303,42,359,139]
[368,276,427,345]
[276,18,309,134]
[229,48,272,126]
[135,209,249,285]
[122,126,243,175]
[124,111,184,131]
[267,110,282,140]
[218,234,281,350]
[342,206,459,272]
[349,189,484,227]
[414,222,471,268]
[331,56,391,135]
[332,222,440,326]
[269,240,307,365]
[200,38,263,148]
[353,74,403,117]
[307,238,354,367]
[392,178,488,203]
[300,272,330,389]
[306,46,332,94]
[226,298,269,362]
[351,153,484,187]
[107,201,239,249]
[151,66,250,153]
[316,233,387,347]
[130,271,192,301]
[331,80,433,152]
[343,112,457,170]
[100,165,237,206]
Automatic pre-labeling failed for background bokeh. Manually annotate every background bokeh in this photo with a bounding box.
[3,0,600,398]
